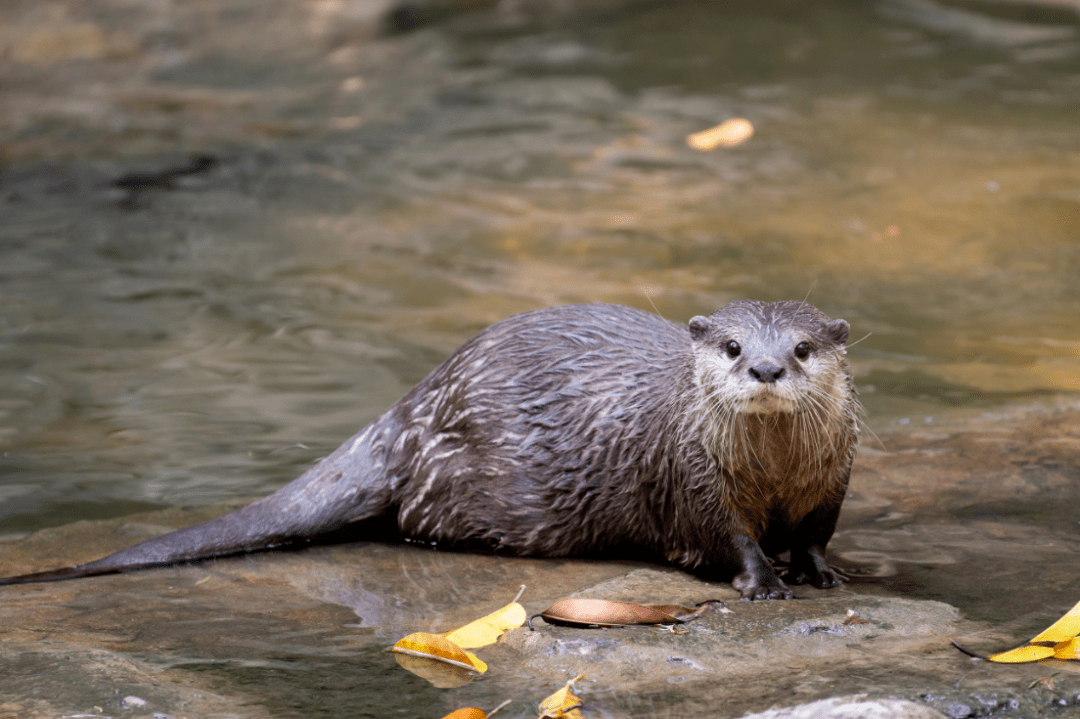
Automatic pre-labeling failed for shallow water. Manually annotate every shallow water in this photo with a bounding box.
[1,0,1080,715]
[2,0,1078,529]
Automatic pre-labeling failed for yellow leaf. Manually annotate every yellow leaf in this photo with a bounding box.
[1031,599,1080,643]
[1053,637,1080,660]
[390,632,488,673]
[538,673,585,719]
[986,644,1055,663]
[953,599,1080,662]
[442,601,527,649]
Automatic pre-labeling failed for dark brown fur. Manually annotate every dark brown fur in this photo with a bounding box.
[0,301,860,599]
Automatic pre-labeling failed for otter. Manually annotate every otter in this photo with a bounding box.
[0,301,859,600]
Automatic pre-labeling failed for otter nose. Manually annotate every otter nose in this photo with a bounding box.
[748,363,785,383]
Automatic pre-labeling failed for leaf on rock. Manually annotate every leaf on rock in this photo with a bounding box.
[1053,637,1079,660]
[538,673,586,719]
[986,645,1056,663]
[952,598,1080,665]
[442,597,527,649]
[538,598,711,627]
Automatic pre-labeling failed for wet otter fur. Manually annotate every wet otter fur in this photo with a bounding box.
[0,301,860,600]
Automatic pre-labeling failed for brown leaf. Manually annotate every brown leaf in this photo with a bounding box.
[537,598,711,628]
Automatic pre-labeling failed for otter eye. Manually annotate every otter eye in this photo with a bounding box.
[794,342,810,360]
[725,340,742,358]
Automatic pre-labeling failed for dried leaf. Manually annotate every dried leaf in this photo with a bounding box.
[952,599,1080,665]
[687,118,754,151]
[1031,599,1080,643]
[986,645,1056,663]
[1053,636,1079,660]
[391,632,487,673]
[843,609,872,626]
[1028,676,1058,693]
[442,599,527,649]
[538,673,585,719]
[538,598,710,628]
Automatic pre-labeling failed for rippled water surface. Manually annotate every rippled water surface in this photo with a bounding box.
[2,0,1079,531]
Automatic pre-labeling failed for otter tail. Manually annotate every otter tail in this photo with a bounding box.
[0,423,396,586]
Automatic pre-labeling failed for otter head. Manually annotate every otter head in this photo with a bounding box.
[688,300,851,416]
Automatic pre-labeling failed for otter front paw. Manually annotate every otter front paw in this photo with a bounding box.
[733,573,794,601]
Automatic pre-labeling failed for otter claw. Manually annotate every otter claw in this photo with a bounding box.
[739,583,794,601]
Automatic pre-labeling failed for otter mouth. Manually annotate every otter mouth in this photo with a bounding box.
[744,391,797,414]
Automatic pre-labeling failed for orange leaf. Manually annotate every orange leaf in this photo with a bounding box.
[441,709,487,719]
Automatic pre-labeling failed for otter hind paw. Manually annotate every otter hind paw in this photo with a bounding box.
[788,565,845,589]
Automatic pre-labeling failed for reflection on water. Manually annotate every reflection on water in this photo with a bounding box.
[0,0,1078,608]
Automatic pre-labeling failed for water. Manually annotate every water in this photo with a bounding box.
[2,0,1078,530]
[1,0,1080,714]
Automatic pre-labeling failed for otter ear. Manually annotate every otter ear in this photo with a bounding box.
[825,319,850,346]
[689,316,711,342]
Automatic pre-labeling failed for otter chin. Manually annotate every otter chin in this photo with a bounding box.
[0,300,861,601]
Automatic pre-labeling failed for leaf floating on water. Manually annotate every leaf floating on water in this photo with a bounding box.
[686,118,754,151]
[442,586,527,649]
[538,673,586,719]
[390,631,487,687]
[952,598,1080,666]
[536,598,712,628]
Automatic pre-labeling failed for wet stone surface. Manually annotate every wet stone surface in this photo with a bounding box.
[2,0,1080,717]
[2,410,1080,718]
